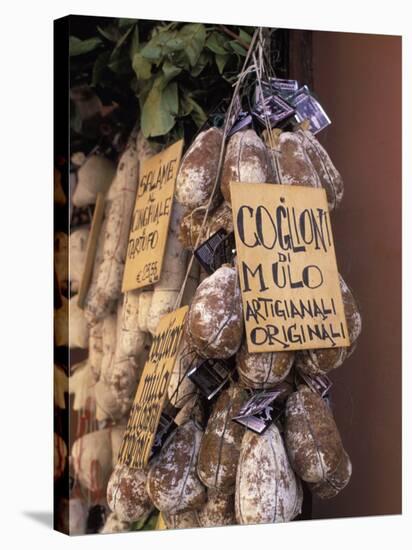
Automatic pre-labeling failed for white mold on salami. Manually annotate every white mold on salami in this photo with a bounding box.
[147,420,206,514]
[107,463,153,523]
[186,265,243,358]
[295,129,344,211]
[235,423,302,524]
[175,127,223,209]
[284,386,345,484]
[236,343,294,389]
[221,129,272,204]
[197,385,246,494]
[198,489,235,527]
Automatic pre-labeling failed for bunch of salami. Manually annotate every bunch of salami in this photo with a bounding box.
[66,118,361,531]
[54,53,362,531]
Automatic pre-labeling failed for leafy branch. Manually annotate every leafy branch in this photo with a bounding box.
[69,18,255,143]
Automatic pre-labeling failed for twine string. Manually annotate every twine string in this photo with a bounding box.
[172,27,261,311]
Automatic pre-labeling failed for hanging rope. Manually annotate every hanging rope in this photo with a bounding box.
[172,27,262,310]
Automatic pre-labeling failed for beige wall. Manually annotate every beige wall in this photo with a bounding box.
[308,31,402,518]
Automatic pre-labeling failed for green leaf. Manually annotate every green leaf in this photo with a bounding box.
[92,51,110,85]
[137,78,155,110]
[113,24,135,54]
[178,23,206,67]
[229,40,248,56]
[190,51,211,77]
[238,28,253,45]
[179,92,207,127]
[215,53,230,74]
[179,94,193,117]
[140,30,183,62]
[141,77,179,137]
[108,49,131,74]
[140,43,162,61]
[97,25,119,42]
[162,82,179,115]
[162,60,182,83]
[69,36,102,57]
[187,97,207,127]
[132,52,152,80]
[205,31,228,55]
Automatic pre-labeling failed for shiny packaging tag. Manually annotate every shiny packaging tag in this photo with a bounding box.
[149,413,177,460]
[187,357,235,400]
[194,229,236,274]
[255,78,299,103]
[298,370,333,398]
[288,86,331,134]
[253,94,295,127]
[228,111,253,136]
[270,77,299,97]
[232,390,283,434]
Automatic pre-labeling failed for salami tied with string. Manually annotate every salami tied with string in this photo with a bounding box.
[185,265,244,359]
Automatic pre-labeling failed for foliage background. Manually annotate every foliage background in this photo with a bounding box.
[69,17,288,154]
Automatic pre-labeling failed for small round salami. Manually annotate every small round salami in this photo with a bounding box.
[296,274,362,376]
[235,423,302,524]
[220,129,272,203]
[270,131,321,189]
[284,386,345,484]
[186,265,243,359]
[147,420,206,514]
[198,489,235,527]
[197,385,247,494]
[296,128,344,211]
[308,449,352,499]
[107,463,153,523]
[236,343,294,390]
[175,127,223,209]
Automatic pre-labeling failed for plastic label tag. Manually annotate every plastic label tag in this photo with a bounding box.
[253,94,295,128]
[194,229,236,275]
[232,390,283,434]
[187,357,235,400]
[149,413,177,461]
[288,87,331,134]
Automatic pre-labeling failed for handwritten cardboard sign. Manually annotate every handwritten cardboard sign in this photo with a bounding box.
[117,306,188,469]
[230,182,349,352]
[122,139,184,292]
